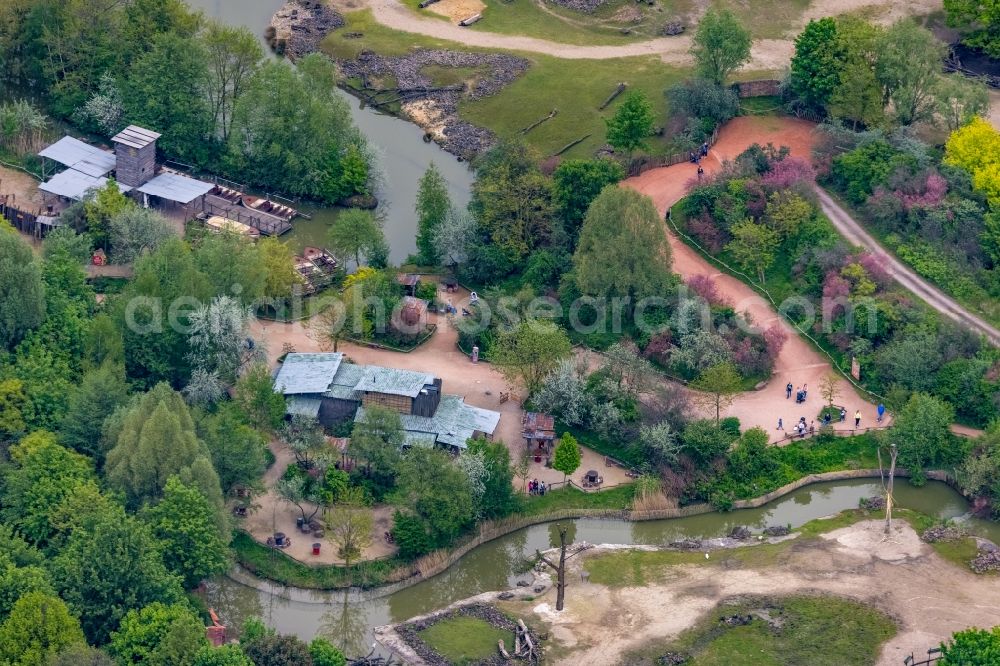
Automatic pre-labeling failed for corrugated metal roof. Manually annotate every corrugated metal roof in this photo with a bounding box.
[273,352,344,395]
[39,170,131,201]
[286,396,322,418]
[38,136,116,177]
[354,366,436,398]
[111,125,161,149]
[137,172,214,204]
[357,394,500,450]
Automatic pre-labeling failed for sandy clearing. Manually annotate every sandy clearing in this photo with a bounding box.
[427,0,485,22]
[0,165,44,210]
[521,520,1000,666]
[358,0,942,66]
[244,438,401,564]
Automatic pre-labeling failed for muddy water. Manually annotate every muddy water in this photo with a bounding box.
[202,479,1000,656]
[185,0,474,263]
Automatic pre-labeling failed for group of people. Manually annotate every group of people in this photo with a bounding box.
[690,142,708,179]
[528,479,547,496]
[786,382,809,404]
[778,379,886,437]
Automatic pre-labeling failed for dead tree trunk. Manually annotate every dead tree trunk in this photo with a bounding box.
[879,442,898,535]
[536,524,568,611]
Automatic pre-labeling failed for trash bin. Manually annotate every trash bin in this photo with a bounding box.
[312,543,321,556]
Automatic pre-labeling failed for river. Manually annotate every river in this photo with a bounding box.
[185,0,473,264]
[201,479,1000,656]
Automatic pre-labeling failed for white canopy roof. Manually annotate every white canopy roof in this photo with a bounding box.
[137,172,213,204]
[38,136,117,178]
[39,170,131,201]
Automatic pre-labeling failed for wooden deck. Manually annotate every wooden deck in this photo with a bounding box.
[201,194,292,236]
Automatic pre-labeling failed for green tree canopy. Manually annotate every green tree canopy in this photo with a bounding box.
[552,158,625,245]
[572,185,673,308]
[198,405,268,494]
[690,362,742,423]
[326,209,385,268]
[887,392,956,484]
[0,431,96,547]
[193,644,255,666]
[945,0,1000,57]
[0,227,45,350]
[605,91,655,156]
[227,54,370,203]
[144,476,229,588]
[690,8,752,85]
[0,591,85,666]
[118,237,212,387]
[940,625,1000,665]
[875,19,948,126]
[469,140,556,266]
[392,448,474,551]
[552,432,581,480]
[415,162,451,265]
[467,437,518,519]
[790,18,845,111]
[120,32,214,164]
[58,362,130,461]
[104,383,224,513]
[203,20,264,142]
[725,219,780,283]
[109,602,207,666]
[491,320,572,397]
[349,406,404,492]
[52,506,183,644]
[234,363,287,433]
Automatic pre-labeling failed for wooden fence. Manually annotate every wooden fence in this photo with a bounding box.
[903,648,942,665]
[0,198,40,236]
[732,79,782,98]
[627,125,720,177]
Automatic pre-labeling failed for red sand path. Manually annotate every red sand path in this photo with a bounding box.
[625,116,888,441]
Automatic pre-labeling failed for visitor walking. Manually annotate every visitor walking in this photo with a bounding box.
[854,410,861,428]
[839,407,846,423]
[777,418,783,430]
[877,403,885,423]
[809,421,815,435]
[802,383,808,400]
[786,382,793,399]
[697,165,704,179]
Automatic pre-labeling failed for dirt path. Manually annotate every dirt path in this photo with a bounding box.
[526,520,1000,665]
[359,0,938,68]
[815,186,1000,346]
[625,117,884,441]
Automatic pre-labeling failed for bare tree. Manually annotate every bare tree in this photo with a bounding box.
[819,371,840,410]
[534,523,592,611]
[325,488,373,568]
[878,441,898,535]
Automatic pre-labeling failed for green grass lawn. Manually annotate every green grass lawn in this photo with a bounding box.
[323,10,695,158]
[520,483,636,515]
[624,595,895,666]
[418,616,514,664]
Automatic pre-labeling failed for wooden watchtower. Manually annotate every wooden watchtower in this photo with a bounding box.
[111,125,161,188]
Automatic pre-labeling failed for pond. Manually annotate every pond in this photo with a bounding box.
[202,478,1000,657]
[185,0,474,264]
